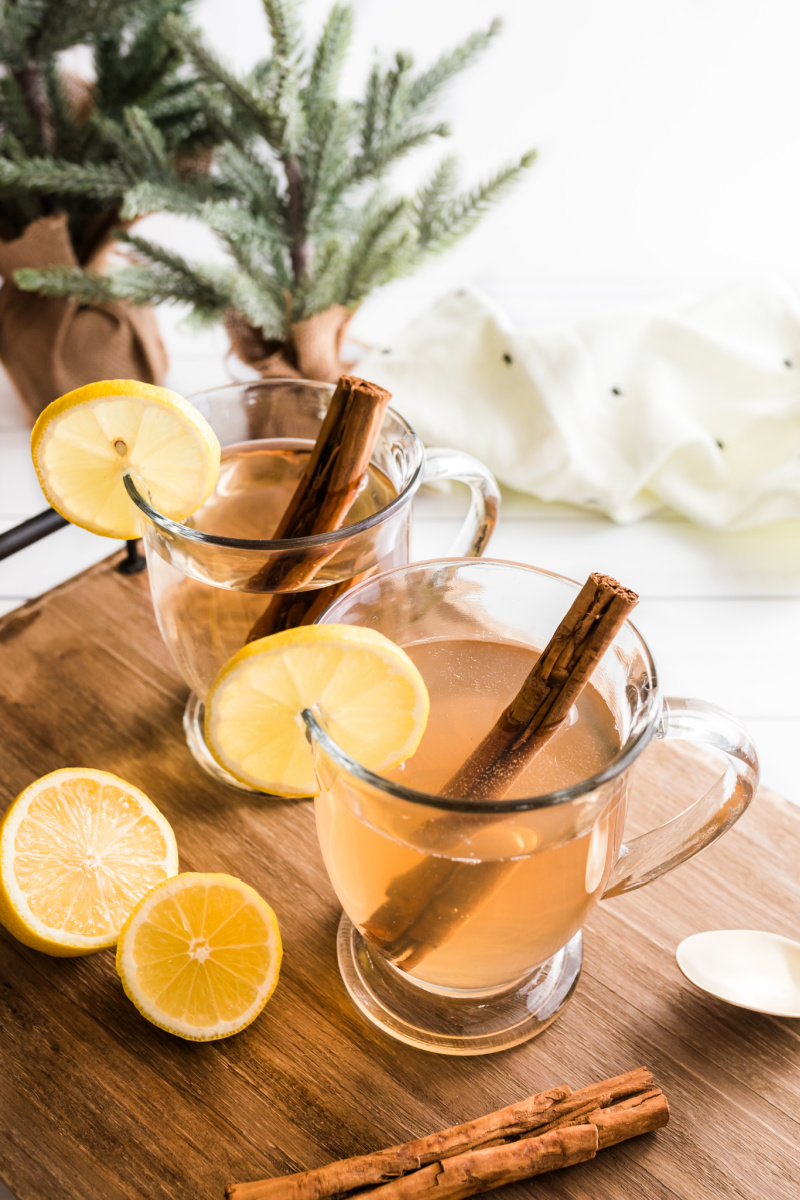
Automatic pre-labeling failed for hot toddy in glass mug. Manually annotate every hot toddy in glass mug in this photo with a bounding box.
[306,559,759,1055]
[125,380,500,790]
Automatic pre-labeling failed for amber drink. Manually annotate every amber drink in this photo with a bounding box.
[152,439,400,697]
[133,379,500,792]
[316,638,626,993]
[309,558,758,1054]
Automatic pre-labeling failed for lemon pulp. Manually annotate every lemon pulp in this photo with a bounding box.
[117,873,282,1040]
[0,768,179,955]
[31,379,220,539]
[205,623,430,796]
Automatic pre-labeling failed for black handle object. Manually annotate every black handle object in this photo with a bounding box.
[0,508,147,575]
[0,508,68,560]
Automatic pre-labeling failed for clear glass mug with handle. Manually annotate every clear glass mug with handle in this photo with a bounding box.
[126,380,500,791]
[306,558,759,1055]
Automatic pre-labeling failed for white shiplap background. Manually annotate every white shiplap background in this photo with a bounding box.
[1,3,800,1195]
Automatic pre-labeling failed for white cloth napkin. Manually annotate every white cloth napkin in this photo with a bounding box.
[358,284,800,528]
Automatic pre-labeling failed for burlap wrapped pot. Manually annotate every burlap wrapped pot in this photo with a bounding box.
[0,213,168,422]
[225,303,355,383]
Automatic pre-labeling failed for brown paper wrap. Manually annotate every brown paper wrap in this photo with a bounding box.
[225,303,355,383]
[0,213,168,422]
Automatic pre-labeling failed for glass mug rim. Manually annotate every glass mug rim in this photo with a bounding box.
[307,557,661,815]
[125,377,425,551]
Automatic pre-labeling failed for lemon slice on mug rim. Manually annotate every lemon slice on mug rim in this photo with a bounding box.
[31,379,220,540]
[205,624,430,797]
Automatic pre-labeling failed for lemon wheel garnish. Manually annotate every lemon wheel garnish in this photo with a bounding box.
[116,872,282,1041]
[0,768,179,957]
[30,379,221,539]
[205,624,430,797]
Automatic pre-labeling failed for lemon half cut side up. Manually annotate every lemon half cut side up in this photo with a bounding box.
[0,768,179,956]
[116,872,282,1041]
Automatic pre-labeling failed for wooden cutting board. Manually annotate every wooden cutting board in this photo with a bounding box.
[1,553,798,1200]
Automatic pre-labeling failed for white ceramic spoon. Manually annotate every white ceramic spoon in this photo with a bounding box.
[676,930,800,1017]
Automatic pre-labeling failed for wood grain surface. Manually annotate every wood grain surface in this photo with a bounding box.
[0,553,798,1200]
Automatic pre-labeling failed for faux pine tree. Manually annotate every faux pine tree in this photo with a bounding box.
[17,0,536,382]
[0,0,222,417]
[0,0,219,255]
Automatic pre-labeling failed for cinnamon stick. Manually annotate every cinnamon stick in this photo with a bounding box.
[245,375,391,642]
[357,1127,599,1200]
[226,1067,668,1200]
[362,573,639,968]
[440,572,640,801]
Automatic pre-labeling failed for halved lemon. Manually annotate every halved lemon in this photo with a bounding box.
[0,768,179,956]
[205,624,430,796]
[116,872,282,1041]
[31,379,220,539]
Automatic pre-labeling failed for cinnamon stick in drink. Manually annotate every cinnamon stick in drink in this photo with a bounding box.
[245,375,391,642]
[362,573,639,968]
[226,1067,668,1200]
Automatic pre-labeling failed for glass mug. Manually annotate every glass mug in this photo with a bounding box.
[126,380,500,790]
[306,559,759,1055]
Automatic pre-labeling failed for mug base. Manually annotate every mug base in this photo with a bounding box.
[183,693,268,795]
[337,913,582,1056]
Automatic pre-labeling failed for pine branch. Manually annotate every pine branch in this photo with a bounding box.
[416,150,537,254]
[358,62,382,164]
[43,62,81,160]
[0,0,140,68]
[17,233,236,317]
[225,268,285,337]
[406,20,501,115]
[262,0,302,63]
[413,153,459,249]
[120,179,206,221]
[340,197,409,304]
[261,1,305,155]
[0,154,133,199]
[14,264,117,302]
[381,51,414,137]
[301,101,354,234]
[9,3,537,342]
[302,3,354,109]
[0,73,45,155]
[213,142,288,225]
[123,107,170,174]
[161,14,274,134]
[295,233,346,314]
[199,201,291,284]
[352,122,450,182]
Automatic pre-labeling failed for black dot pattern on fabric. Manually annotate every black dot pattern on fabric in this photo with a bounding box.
[381,348,391,355]
[716,439,725,450]
[503,353,513,365]
[611,387,622,396]
[784,358,793,368]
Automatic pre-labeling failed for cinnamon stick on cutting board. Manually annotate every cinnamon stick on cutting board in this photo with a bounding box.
[246,375,391,642]
[363,573,639,968]
[227,1067,669,1200]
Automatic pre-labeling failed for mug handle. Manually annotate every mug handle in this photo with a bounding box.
[602,698,760,898]
[421,447,501,558]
